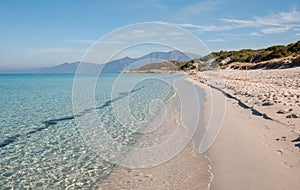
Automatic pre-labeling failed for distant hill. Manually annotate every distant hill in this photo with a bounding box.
[0,62,103,74]
[128,61,182,73]
[1,50,195,74]
[135,61,180,71]
[30,62,103,74]
[127,60,197,73]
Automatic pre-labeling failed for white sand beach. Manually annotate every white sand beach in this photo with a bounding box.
[99,67,300,189]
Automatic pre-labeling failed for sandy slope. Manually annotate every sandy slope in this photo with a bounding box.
[209,98,300,190]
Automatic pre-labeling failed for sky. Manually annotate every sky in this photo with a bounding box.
[0,0,300,70]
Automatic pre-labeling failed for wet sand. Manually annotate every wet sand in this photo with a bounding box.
[99,77,212,190]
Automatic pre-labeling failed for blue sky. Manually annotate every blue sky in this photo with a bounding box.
[1,0,300,70]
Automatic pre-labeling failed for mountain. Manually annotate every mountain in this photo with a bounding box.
[102,50,194,73]
[30,62,103,74]
[0,50,196,74]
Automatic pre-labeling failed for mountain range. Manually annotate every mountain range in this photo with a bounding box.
[1,50,197,74]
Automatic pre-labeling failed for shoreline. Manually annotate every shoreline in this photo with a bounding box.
[98,68,300,189]
[98,75,211,190]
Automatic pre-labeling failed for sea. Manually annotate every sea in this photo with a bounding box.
[0,73,206,189]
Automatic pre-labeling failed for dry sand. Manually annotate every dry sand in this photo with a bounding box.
[192,67,300,127]
[188,67,300,190]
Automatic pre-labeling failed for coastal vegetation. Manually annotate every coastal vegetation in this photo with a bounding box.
[209,40,300,68]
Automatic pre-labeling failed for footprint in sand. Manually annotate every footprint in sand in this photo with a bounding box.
[282,161,293,168]
[276,136,287,142]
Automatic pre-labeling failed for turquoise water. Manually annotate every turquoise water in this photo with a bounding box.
[0,73,182,189]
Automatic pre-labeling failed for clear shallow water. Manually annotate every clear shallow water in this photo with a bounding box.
[0,73,183,189]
